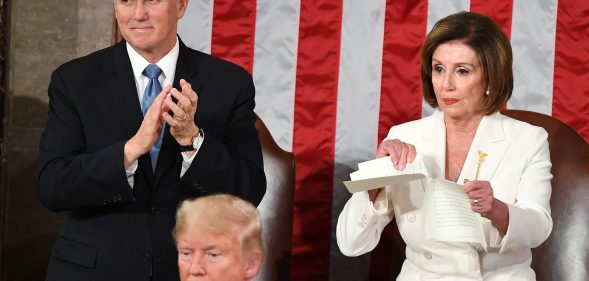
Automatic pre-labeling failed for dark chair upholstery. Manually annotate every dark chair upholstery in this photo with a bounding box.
[254,115,296,281]
[376,110,589,281]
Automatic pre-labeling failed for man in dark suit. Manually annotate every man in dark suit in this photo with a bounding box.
[36,0,266,280]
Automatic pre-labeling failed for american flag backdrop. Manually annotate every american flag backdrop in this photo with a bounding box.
[178,0,589,280]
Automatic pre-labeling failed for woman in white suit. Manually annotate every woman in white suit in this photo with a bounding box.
[336,12,552,280]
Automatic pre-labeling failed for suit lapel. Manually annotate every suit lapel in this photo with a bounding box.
[106,41,143,138]
[458,113,510,183]
[106,41,155,185]
[421,110,447,180]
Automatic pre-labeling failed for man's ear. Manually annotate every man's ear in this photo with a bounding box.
[243,252,262,280]
[177,0,189,19]
[113,0,118,19]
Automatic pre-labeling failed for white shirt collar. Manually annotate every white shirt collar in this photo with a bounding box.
[126,38,179,88]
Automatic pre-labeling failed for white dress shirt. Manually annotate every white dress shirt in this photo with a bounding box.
[124,38,200,188]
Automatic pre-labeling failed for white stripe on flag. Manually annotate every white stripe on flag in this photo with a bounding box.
[422,0,471,118]
[508,0,558,115]
[178,0,214,54]
[330,0,387,280]
[426,0,471,33]
[252,0,301,151]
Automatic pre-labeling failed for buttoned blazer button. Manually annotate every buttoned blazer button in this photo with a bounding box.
[469,249,478,258]
[407,214,416,223]
[423,251,432,260]
[142,251,151,262]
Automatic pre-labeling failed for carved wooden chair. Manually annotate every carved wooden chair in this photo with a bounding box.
[254,115,296,281]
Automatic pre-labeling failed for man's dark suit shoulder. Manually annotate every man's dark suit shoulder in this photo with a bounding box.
[54,40,252,81]
[53,43,122,76]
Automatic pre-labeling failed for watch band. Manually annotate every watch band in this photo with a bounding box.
[179,129,203,152]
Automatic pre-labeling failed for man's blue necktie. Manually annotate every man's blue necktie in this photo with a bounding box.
[142,64,164,171]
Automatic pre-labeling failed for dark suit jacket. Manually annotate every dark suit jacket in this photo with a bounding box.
[37,39,266,281]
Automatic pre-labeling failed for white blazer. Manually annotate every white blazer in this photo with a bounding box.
[337,110,553,281]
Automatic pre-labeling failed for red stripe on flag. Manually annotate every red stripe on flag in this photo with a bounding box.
[552,0,589,143]
[371,0,428,279]
[471,0,513,110]
[470,0,514,38]
[290,1,343,280]
[211,0,257,73]
[377,0,427,142]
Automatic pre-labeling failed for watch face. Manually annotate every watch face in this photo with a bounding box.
[180,131,202,152]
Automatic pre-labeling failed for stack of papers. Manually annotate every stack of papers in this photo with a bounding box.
[344,156,428,192]
[343,155,487,250]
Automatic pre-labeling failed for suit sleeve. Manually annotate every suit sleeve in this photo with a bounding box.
[491,127,553,252]
[180,71,266,206]
[336,189,394,257]
[37,70,134,211]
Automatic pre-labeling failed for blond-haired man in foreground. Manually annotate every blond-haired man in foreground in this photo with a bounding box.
[173,194,264,281]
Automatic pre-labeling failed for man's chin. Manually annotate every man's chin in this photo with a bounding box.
[126,40,155,53]
[122,31,151,44]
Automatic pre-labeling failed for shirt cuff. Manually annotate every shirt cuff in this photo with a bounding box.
[489,224,506,248]
[126,160,138,189]
[179,129,204,177]
[370,188,390,215]
[179,151,196,177]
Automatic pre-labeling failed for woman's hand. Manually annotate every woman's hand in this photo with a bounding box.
[464,179,509,235]
[368,139,417,202]
[464,179,493,213]
[376,139,416,170]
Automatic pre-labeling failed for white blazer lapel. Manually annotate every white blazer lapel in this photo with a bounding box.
[420,110,446,179]
[459,113,510,183]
